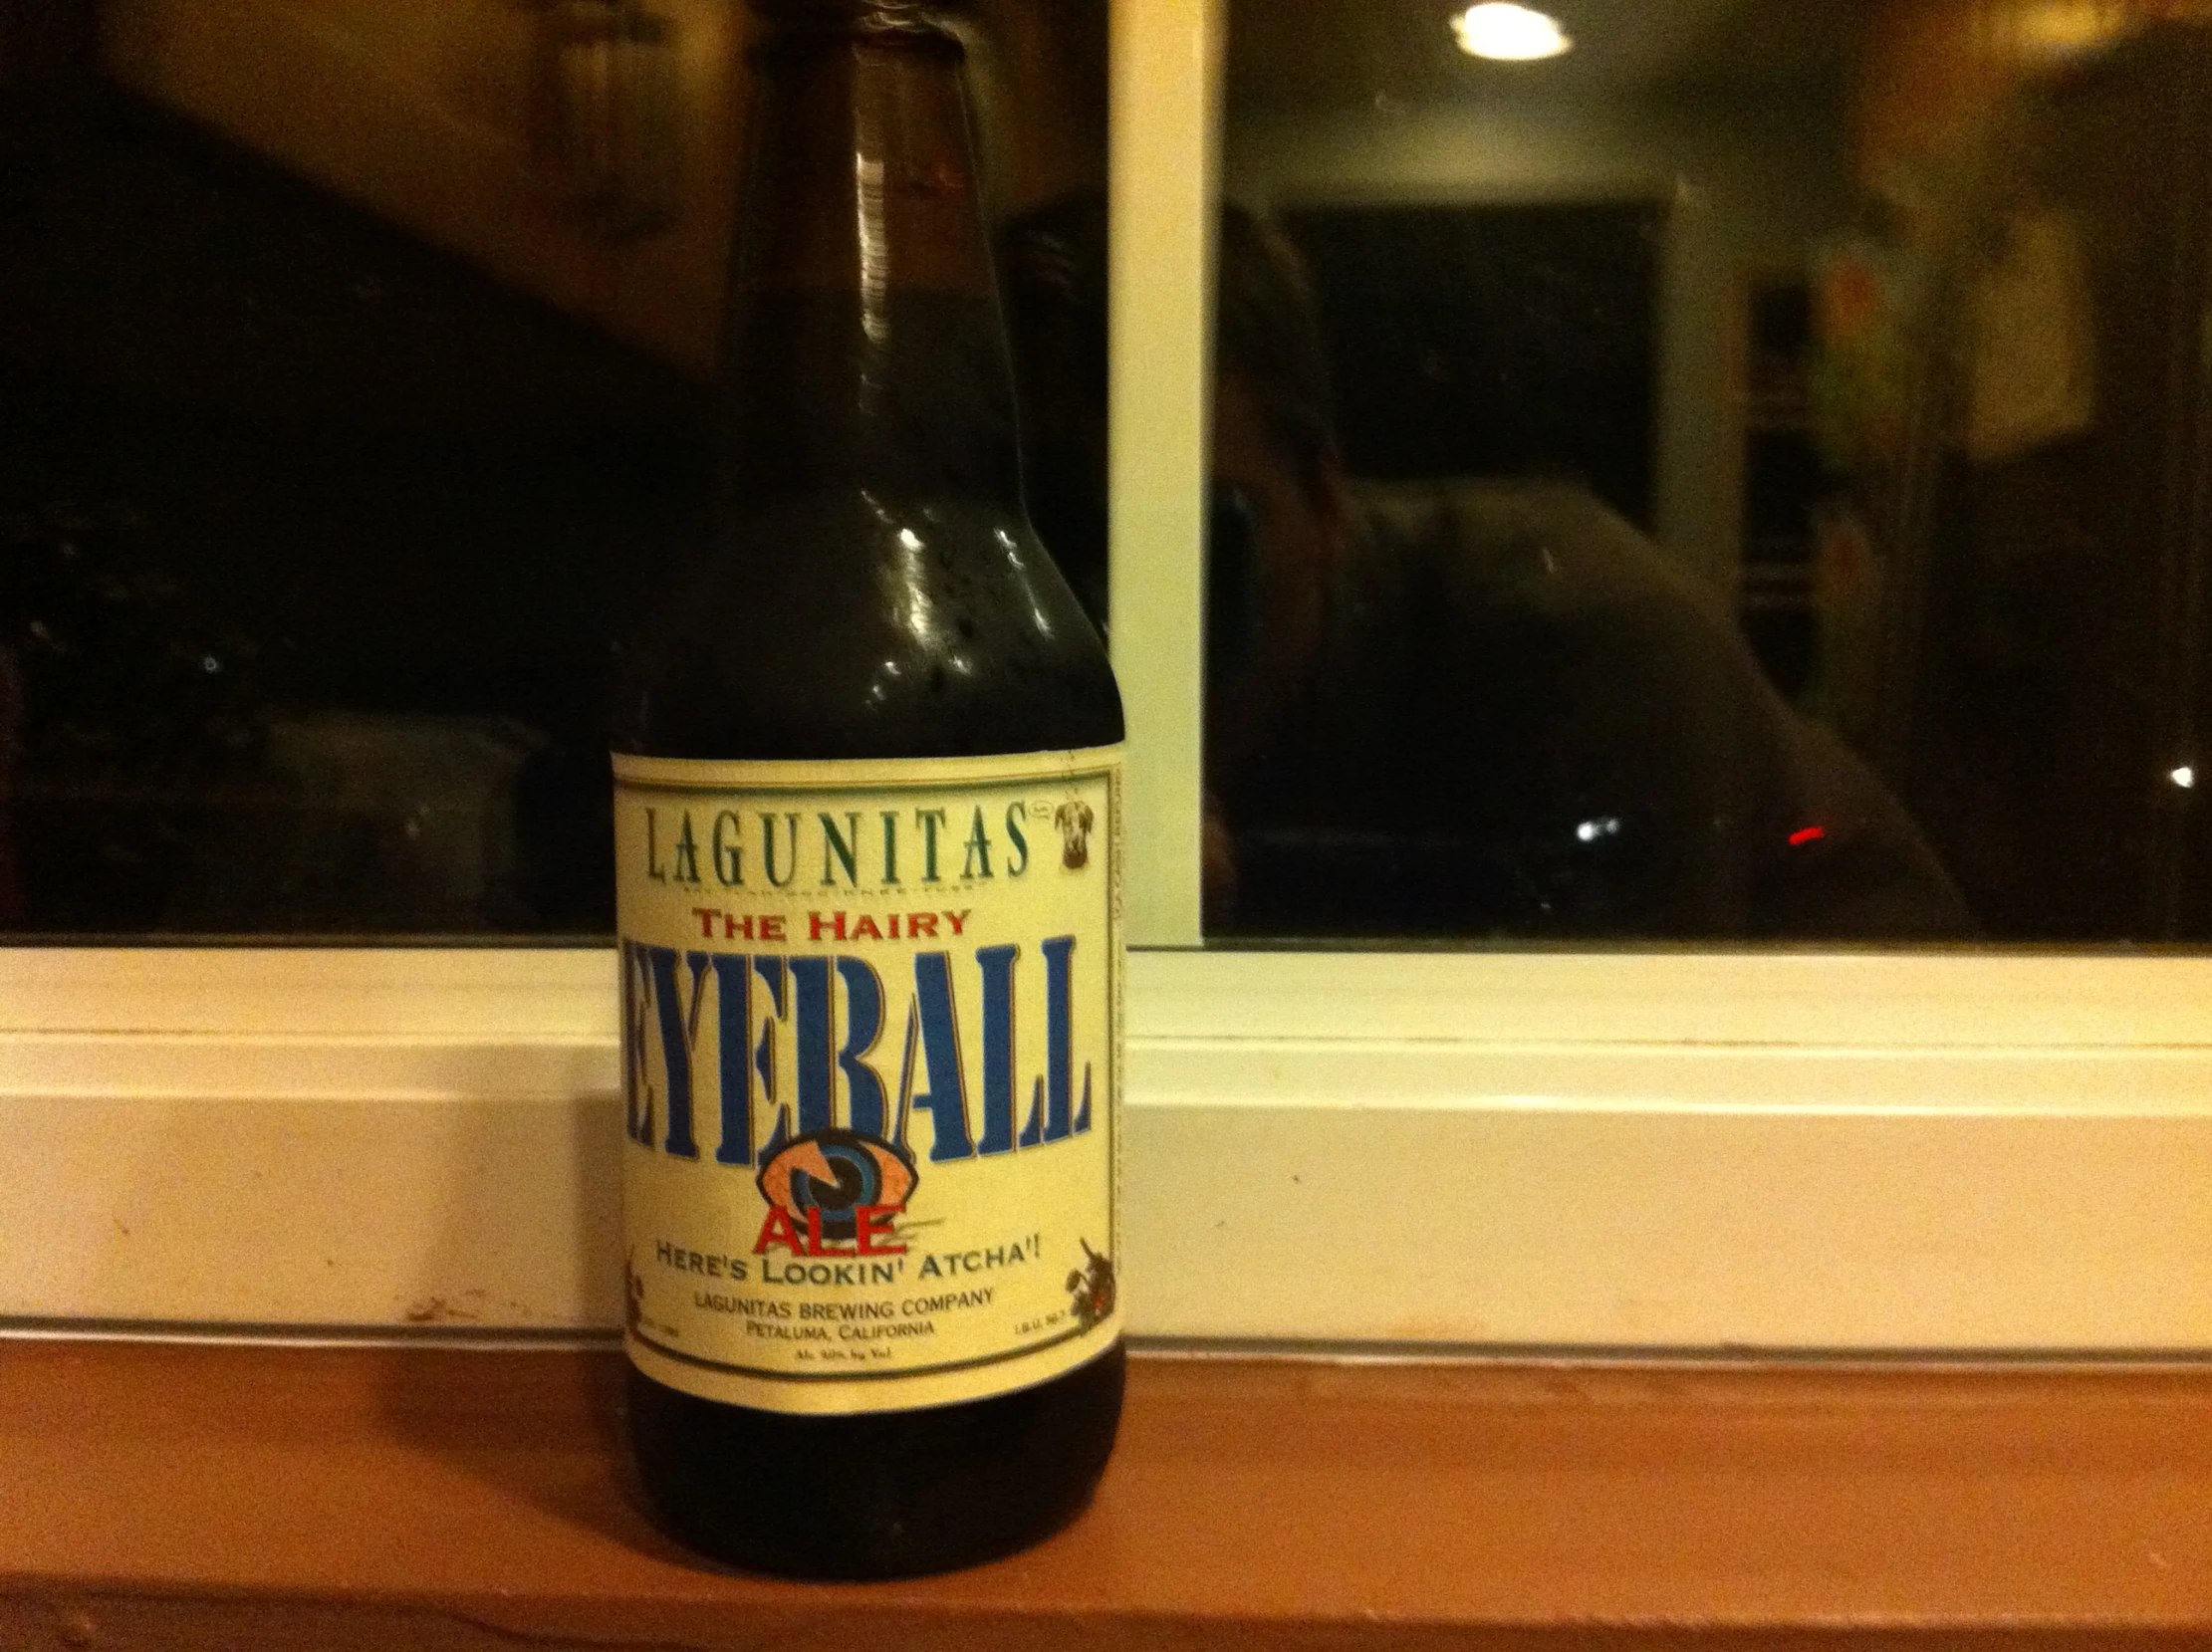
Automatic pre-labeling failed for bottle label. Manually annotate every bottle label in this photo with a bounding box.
[613,746,1122,1414]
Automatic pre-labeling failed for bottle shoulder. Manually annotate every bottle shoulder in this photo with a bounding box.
[615,495,1122,761]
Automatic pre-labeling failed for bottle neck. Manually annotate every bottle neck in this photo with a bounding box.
[721,25,1021,505]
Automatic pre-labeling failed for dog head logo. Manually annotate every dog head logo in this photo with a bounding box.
[1053,800,1096,869]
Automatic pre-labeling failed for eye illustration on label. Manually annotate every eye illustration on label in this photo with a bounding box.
[757,1127,918,1248]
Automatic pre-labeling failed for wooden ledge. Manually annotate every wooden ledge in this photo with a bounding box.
[5,1341,2212,1649]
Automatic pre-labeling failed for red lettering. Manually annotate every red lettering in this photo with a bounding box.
[852,913,883,941]
[907,913,938,938]
[805,1207,857,1257]
[760,915,787,942]
[944,909,971,935]
[722,912,755,940]
[810,910,849,942]
[752,1207,804,1256]
[855,1205,907,1256]
[691,907,718,939]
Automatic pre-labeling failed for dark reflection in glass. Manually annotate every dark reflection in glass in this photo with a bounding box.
[1013,186,1968,939]
[1204,199,1973,940]
[1846,11,2212,941]
[1283,202,1662,526]
[1170,0,2212,941]
[0,85,706,935]
[0,0,1101,936]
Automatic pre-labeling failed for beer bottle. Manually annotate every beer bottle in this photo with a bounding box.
[610,0,1124,1577]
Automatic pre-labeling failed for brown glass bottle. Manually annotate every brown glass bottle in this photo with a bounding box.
[611,0,1123,1578]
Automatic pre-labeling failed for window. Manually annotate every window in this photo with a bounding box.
[4,0,2209,1354]
[1198,0,2212,946]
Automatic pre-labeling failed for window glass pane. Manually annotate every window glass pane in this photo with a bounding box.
[1176,0,2212,943]
[0,0,1105,937]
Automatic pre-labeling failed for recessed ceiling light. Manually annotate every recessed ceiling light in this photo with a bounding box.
[1451,3,1573,61]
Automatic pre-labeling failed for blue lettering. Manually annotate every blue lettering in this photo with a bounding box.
[976,943,1019,1154]
[1042,934,1075,1141]
[711,953,753,1165]
[754,958,790,1157]
[617,936,1088,1166]
[641,944,706,1159]
[1019,1075,1045,1148]
[836,958,887,1136]
[791,958,835,1133]
[908,952,974,1161]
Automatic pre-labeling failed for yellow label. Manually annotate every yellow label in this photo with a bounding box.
[613,746,1121,1414]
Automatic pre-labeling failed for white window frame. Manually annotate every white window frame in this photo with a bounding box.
[4,0,2210,1355]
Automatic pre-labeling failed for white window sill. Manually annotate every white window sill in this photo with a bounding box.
[5,946,2208,1352]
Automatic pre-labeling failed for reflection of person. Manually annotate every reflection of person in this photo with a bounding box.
[1006,198,1972,940]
